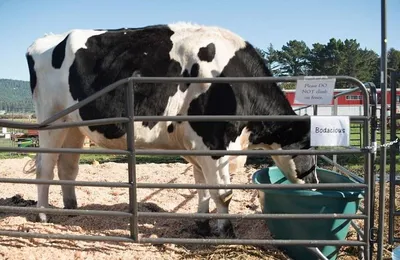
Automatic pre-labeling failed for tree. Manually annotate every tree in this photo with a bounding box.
[256,44,281,76]
[275,40,310,76]
[387,48,400,88]
[388,48,400,71]
[256,39,398,90]
[308,38,346,76]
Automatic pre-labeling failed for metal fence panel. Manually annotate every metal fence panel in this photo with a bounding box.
[0,75,374,259]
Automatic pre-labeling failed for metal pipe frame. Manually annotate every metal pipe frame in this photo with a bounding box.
[0,75,373,258]
[366,81,378,249]
[389,71,400,244]
[377,0,388,259]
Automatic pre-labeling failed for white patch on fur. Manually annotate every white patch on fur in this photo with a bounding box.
[226,127,251,173]
[268,143,305,184]
[246,140,304,184]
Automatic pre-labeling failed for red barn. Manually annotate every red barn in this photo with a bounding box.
[283,88,400,106]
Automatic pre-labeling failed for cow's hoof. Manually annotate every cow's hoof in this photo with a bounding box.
[63,198,77,210]
[64,207,78,218]
[194,220,211,237]
[63,199,78,217]
[219,221,236,238]
[36,213,48,223]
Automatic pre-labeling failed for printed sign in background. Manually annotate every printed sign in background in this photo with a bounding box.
[310,116,350,146]
[294,78,336,105]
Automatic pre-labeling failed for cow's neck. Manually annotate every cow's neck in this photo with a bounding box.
[246,116,310,149]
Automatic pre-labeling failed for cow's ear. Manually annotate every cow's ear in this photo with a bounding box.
[132,70,141,77]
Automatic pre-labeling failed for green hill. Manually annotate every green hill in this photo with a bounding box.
[0,79,34,113]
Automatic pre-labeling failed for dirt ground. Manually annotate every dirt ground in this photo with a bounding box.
[0,157,398,260]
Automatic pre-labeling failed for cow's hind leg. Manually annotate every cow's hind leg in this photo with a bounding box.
[193,164,211,236]
[199,156,235,238]
[181,156,212,236]
[57,127,85,210]
[35,127,68,222]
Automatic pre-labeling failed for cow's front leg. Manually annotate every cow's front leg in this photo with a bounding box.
[200,156,235,238]
[57,127,85,210]
[193,165,211,236]
[35,127,68,222]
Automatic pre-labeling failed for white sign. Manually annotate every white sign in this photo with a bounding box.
[310,116,350,146]
[294,77,336,105]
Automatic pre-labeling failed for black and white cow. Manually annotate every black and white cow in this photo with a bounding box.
[25,22,318,238]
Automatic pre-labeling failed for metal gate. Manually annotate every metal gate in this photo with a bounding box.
[389,70,400,244]
[0,76,375,259]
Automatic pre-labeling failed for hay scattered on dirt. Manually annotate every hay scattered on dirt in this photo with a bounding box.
[0,157,397,259]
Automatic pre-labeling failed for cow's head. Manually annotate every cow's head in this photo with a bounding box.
[269,140,318,184]
[291,153,318,184]
[245,121,318,184]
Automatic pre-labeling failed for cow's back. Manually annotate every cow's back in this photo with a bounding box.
[26,23,291,155]
[26,23,248,146]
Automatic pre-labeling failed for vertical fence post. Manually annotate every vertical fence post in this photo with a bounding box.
[389,71,399,244]
[377,0,387,258]
[126,78,138,241]
[333,98,338,171]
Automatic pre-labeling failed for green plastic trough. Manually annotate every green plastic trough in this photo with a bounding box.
[252,166,364,260]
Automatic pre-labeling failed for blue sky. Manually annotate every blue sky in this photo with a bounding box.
[0,0,399,81]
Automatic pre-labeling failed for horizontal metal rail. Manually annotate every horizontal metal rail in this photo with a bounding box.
[319,155,365,183]
[0,206,366,220]
[135,182,367,190]
[139,237,367,246]
[0,117,130,130]
[0,230,366,246]
[127,115,368,122]
[0,147,130,155]
[0,206,131,217]
[293,86,365,113]
[0,231,135,242]
[137,212,366,220]
[133,149,368,156]
[0,115,369,130]
[0,147,370,155]
[0,178,132,187]
[0,75,369,131]
[0,177,367,190]
[334,87,362,98]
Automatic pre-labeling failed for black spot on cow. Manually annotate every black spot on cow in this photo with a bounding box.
[180,69,190,92]
[182,70,190,78]
[190,63,199,77]
[188,82,237,160]
[167,124,174,133]
[188,42,309,159]
[197,43,216,62]
[180,63,200,92]
[52,34,69,69]
[25,54,37,94]
[68,25,182,139]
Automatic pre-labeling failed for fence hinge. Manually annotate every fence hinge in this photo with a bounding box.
[369,227,378,243]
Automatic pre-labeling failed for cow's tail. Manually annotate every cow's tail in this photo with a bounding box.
[23,154,38,174]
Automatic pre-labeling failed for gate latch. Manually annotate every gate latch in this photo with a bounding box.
[369,227,378,243]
